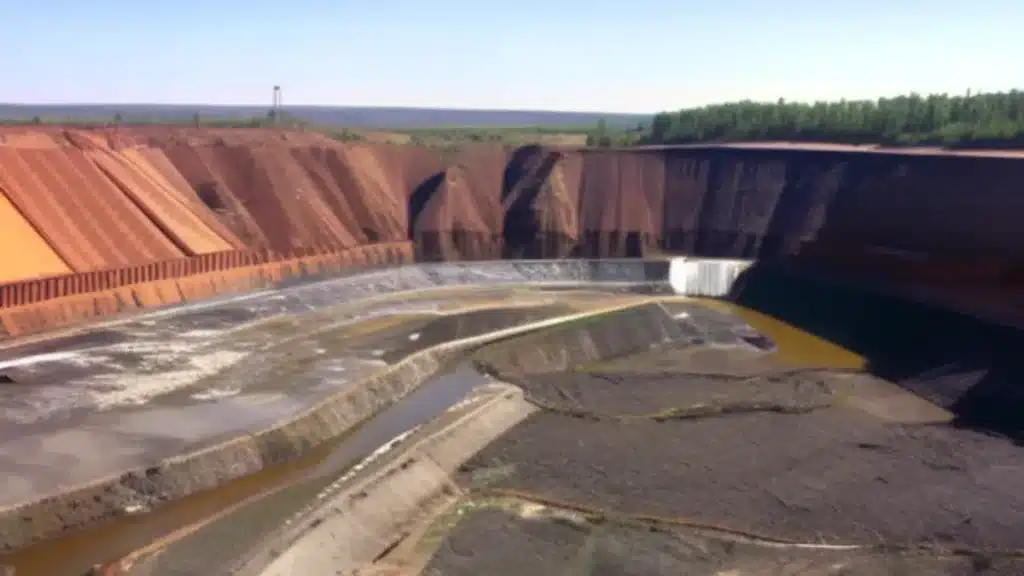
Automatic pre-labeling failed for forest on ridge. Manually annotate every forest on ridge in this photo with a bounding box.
[589,90,1024,147]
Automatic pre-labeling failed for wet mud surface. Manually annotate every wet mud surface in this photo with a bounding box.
[0,360,497,576]
[0,286,627,575]
[733,265,1024,442]
[5,285,1024,575]
[105,366,498,576]
[460,410,1023,549]
[423,302,1024,575]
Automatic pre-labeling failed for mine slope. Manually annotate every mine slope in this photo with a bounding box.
[0,126,1020,328]
[0,126,1022,573]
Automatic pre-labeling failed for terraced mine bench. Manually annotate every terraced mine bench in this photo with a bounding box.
[2,258,1022,576]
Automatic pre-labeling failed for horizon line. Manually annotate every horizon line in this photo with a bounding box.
[0,102,656,116]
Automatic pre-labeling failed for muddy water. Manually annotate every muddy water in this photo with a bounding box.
[133,364,494,576]
[0,365,490,576]
[700,299,865,369]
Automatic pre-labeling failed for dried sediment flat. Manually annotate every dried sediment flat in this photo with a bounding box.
[424,303,1024,575]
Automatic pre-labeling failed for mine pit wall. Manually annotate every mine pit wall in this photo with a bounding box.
[409,144,1024,323]
[0,243,414,340]
[0,127,1022,337]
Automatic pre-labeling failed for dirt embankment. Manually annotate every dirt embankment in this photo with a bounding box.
[0,127,1022,316]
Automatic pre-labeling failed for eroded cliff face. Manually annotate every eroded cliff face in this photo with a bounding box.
[408,143,1024,295]
[0,127,1020,302]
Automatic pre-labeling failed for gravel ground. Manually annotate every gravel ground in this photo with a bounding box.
[458,398,1024,549]
[424,508,1024,575]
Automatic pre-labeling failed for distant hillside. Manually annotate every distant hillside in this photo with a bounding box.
[0,104,649,129]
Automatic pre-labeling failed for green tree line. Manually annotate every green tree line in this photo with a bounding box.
[645,90,1024,146]
[588,90,1024,147]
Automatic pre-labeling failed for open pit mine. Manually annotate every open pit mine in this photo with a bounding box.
[0,127,1022,576]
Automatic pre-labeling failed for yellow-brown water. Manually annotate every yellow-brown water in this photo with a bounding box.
[699,299,865,369]
[2,415,378,576]
[0,297,867,576]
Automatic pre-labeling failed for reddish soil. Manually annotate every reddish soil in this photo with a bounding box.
[0,126,1022,325]
[410,145,508,260]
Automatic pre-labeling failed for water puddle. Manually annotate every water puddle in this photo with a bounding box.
[705,300,864,369]
[661,298,864,369]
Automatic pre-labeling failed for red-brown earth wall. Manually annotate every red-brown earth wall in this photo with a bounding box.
[0,127,1021,337]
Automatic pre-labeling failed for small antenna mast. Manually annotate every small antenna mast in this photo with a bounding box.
[271,85,282,125]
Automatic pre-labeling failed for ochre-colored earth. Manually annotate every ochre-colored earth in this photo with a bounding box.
[0,126,1021,324]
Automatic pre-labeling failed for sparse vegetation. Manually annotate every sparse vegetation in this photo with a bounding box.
[0,110,608,149]
[398,125,592,149]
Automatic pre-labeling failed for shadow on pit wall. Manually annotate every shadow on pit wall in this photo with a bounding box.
[729,264,1024,444]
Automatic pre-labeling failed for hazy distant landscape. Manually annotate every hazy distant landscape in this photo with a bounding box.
[0,103,649,130]
[5,90,1024,151]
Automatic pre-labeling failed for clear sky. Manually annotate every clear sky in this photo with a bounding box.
[3,0,1021,113]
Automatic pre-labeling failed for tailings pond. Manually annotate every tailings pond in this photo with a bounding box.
[4,287,1023,576]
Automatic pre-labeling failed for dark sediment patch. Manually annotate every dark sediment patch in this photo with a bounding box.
[512,370,833,417]
[424,508,590,576]
[460,406,1024,549]
[424,507,1024,575]
[731,264,1024,442]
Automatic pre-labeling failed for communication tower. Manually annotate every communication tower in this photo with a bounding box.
[270,85,282,125]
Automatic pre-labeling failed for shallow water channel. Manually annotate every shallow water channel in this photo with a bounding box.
[2,362,491,576]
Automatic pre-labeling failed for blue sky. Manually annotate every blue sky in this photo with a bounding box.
[3,0,1021,113]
